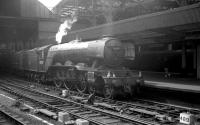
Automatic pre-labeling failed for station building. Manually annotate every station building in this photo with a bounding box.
[0,0,60,51]
[0,0,200,81]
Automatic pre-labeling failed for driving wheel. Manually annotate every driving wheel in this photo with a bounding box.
[88,85,96,95]
[53,80,63,88]
[76,80,87,93]
[103,84,114,99]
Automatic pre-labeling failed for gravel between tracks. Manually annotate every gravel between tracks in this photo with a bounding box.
[0,90,65,125]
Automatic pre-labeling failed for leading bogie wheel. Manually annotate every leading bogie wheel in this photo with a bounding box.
[88,85,96,95]
[76,80,87,93]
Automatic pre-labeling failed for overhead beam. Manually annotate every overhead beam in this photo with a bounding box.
[62,3,200,44]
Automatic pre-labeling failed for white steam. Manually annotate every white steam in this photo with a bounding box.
[56,14,77,44]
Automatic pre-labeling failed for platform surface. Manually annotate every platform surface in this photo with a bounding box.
[143,72,200,93]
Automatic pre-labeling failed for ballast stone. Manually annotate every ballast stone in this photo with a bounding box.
[75,119,89,125]
[58,111,70,123]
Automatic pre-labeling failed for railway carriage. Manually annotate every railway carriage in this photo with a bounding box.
[13,37,143,98]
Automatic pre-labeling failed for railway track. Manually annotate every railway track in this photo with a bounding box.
[12,78,200,117]
[0,78,159,125]
[1,77,200,125]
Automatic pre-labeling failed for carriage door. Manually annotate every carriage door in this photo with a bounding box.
[38,50,45,72]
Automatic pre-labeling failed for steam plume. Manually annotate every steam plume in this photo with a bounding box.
[56,13,77,44]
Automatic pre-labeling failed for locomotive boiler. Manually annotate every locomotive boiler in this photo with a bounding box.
[47,37,124,68]
[13,37,142,98]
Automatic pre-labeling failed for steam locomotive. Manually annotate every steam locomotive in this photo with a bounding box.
[13,37,143,98]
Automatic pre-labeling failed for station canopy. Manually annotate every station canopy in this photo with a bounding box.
[38,0,200,44]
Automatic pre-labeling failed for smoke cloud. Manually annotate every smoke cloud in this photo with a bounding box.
[56,13,77,44]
